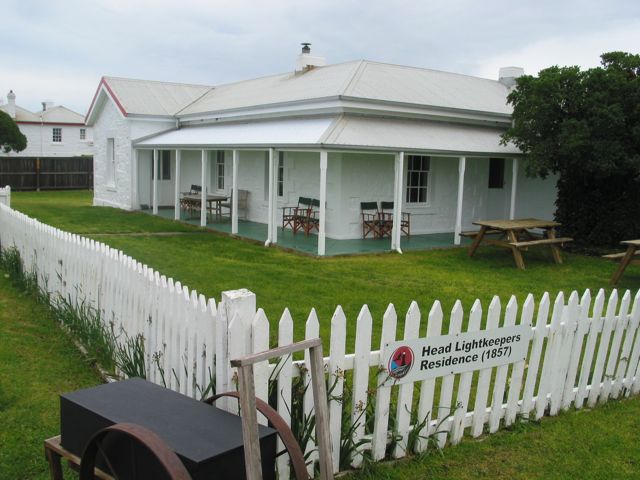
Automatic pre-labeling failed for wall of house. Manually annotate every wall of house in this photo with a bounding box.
[1,123,93,158]
[93,97,174,210]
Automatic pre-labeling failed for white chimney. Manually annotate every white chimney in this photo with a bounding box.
[498,67,525,88]
[6,90,16,119]
[41,100,55,111]
[295,43,326,72]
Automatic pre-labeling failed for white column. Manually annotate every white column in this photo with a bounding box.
[454,156,466,245]
[232,150,239,234]
[132,148,139,209]
[318,151,327,256]
[152,149,158,215]
[265,149,275,246]
[392,152,404,253]
[509,157,519,220]
[271,149,278,245]
[174,149,181,220]
[200,149,207,227]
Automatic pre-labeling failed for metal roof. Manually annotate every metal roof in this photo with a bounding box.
[178,60,512,117]
[135,115,519,155]
[0,104,40,122]
[0,104,85,124]
[103,77,212,116]
[136,117,335,148]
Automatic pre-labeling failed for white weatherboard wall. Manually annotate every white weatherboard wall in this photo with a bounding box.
[1,123,93,158]
[1,202,639,478]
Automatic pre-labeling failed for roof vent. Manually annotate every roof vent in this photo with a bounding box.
[498,67,524,88]
[41,100,55,111]
[295,43,326,73]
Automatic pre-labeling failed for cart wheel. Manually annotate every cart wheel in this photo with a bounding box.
[79,423,191,480]
[205,392,310,480]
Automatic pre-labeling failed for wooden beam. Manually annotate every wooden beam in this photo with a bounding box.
[454,156,466,245]
[152,149,158,215]
[231,338,322,367]
[174,150,181,221]
[510,158,518,220]
[232,150,239,234]
[318,151,327,256]
[236,365,263,480]
[200,150,207,227]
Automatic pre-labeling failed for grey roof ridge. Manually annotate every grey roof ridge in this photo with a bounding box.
[356,59,507,85]
[339,60,368,96]
[317,114,346,144]
[103,75,213,89]
[37,104,85,118]
[175,86,216,116]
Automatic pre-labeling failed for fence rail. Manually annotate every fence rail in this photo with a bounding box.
[0,156,93,190]
[1,202,639,477]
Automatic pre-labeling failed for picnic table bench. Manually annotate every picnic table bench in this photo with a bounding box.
[604,239,640,285]
[466,218,573,269]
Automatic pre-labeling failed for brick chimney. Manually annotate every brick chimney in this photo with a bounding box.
[6,90,16,119]
[295,43,326,72]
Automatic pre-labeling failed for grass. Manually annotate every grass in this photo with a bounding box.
[11,190,640,346]
[4,190,640,478]
[0,269,102,479]
[345,398,640,479]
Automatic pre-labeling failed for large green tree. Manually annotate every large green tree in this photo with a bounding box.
[0,110,27,154]
[502,52,640,247]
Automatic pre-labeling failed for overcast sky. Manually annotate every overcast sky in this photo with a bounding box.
[1,0,639,115]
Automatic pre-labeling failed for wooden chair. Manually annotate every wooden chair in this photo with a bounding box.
[361,202,384,239]
[299,198,320,236]
[220,189,249,220]
[282,197,313,234]
[380,201,411,237]
[179,185,202,217]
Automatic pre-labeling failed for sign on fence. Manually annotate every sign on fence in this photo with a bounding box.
[381,325,533,385]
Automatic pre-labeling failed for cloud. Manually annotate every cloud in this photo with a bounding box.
[0,0,638,114]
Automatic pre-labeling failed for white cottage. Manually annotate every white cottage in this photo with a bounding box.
[0,90,93,158]
[87,49,556,256]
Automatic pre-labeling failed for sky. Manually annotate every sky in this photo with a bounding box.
[1,0,639,115]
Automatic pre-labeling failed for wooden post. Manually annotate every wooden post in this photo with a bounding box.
[152,149,158,215]
[454,156,466,245]
[200,150,207,227]
[318,151,327,256]
[510,157,518,220]
[266,149,274,246]
[310,342,333,480]
[36,158,41,191]
[232,150,239,234]
[271,149,278,245]
[392,152,404,253]
[174,150,181,220]
[236,364,262,480]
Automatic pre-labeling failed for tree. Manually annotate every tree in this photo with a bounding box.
[502,52,640,247]
[0,110,27,154]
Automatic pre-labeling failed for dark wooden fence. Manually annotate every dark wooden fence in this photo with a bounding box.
[0,157,93,190]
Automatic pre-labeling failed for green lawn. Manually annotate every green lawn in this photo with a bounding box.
[11,190,640,346]
[4,190,640,479]
[0,271,102,479]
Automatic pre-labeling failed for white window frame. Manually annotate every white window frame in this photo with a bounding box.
[52,127,62,143]
[106,138,116,186]
[405,154,430,205]
[277,151,285,198]
[153,150,171,181]
[79,128,86,140]
[216,151,225,191]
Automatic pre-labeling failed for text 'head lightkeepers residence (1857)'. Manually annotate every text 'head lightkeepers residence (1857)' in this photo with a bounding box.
[86,46,557,256]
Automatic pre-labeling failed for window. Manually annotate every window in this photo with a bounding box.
[152,151,171,180]
[106,138,115,185]
[277,152,285,197]
[216,151,225,190]
[52,127,62,143]
[79,128,86,140]
[405,155,430,203]
[488,158,505,189]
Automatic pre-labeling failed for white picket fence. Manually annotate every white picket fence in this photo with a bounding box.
[1,202,640,477]
[0,185,10,207]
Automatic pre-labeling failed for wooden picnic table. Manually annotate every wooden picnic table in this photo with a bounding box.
[607,240,640,285]
[466,218,573,269]
[180,193,229,221]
